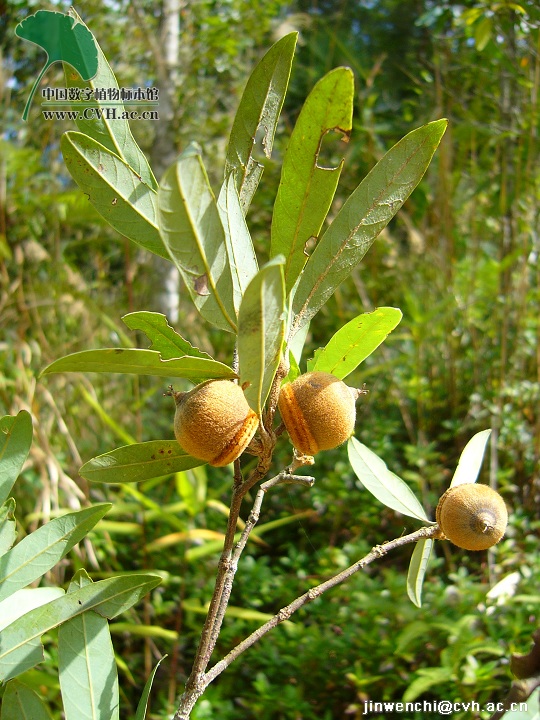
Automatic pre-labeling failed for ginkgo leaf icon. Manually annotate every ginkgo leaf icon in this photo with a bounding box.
[15,10,99,121]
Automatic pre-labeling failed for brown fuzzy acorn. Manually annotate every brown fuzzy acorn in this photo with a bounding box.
[278,371,364,456]
[171,380,258,467]
[435,483,508,551]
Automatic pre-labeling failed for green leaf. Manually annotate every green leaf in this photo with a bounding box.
[285,350,301,385]
[217,175,259,314]
[238,258,286,415]
[122,312,213,361]
[111,623,176,640]
[60,132,168,260]
[0,499,17,556]
[177,466,207,517]
[225,32,297,212]
[0,411,33,505]
[79,441,206,484]
[0,588,65,632]
[58,571,120,720]
[406,539,433,608]
[475,16,492,52]
[309,307,402,379]
[0,504,111,604]
[134,656,167,720]
[15,9,98,121]
[450,429,492,488]
[158,144,237,332]
[63,8,156,190]
[402,668,453,703]
[0,573,161,682]
[146,528,226,553]
[291,120,448,334]
[182,600,294,627]
[41,348,235,381]
[288,321,310,367]
[348,438,430,522]
[224,604,294,625]
[270,67,354,293]
[0,679,53,720]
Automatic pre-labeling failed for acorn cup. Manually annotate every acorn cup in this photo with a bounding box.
[170,380,259,467]
[435,483,508,551]
[278,371,366,456]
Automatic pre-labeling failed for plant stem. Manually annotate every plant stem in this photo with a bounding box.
[174,521,440,719]
[175,450,274,715]
[207,472,316,655]
[187,483,243,671]
[206,524,439,684]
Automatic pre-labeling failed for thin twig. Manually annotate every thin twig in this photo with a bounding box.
[173,468,315,719]
[174,523,440,718]
[190,483,244,669]
[206,524,440,684]
[207,472,316,652]
[177,443,276,712]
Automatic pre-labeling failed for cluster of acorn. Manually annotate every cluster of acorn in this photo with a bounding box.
[170,373,508,552]
[171,371,357,465]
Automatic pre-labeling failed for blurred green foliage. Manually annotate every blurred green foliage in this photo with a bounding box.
[1,0,539,718]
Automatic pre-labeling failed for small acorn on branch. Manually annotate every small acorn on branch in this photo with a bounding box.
[435,483,508,551]
[169,380,259,467]
[278,371,367,456]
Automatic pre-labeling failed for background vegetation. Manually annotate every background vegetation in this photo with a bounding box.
[1,0,539,718]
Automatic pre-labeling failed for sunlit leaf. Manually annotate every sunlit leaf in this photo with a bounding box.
[80,441,205,484]
[176,466,207,517]
[63,8,156,189]
[180,601,295,629]
[122,312,213,361]
[0,504,111,604]
[224,605,293,624]
[475,16,492,51]
[406,539,433,608]
[217,175,259,313]
[60,132,167,259]
[309,307,402,378]
[288,320,310,367]
[348,438,430,522]
[158,143,237,332]
[146,528,225,553]
[41,348,235,381]
[450,429,492,488]
[98,521,142,535]
[238,258,286,414]
[112,624,176,640]
[58,571,120,720]
[15,9,98,120]
[271,67,354,293]
[291,120,447,335]
[0,588,65,633]
[285,350,302,385]
[0,573,161,682]
[225,32,297,211]
[0,411,33,506]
